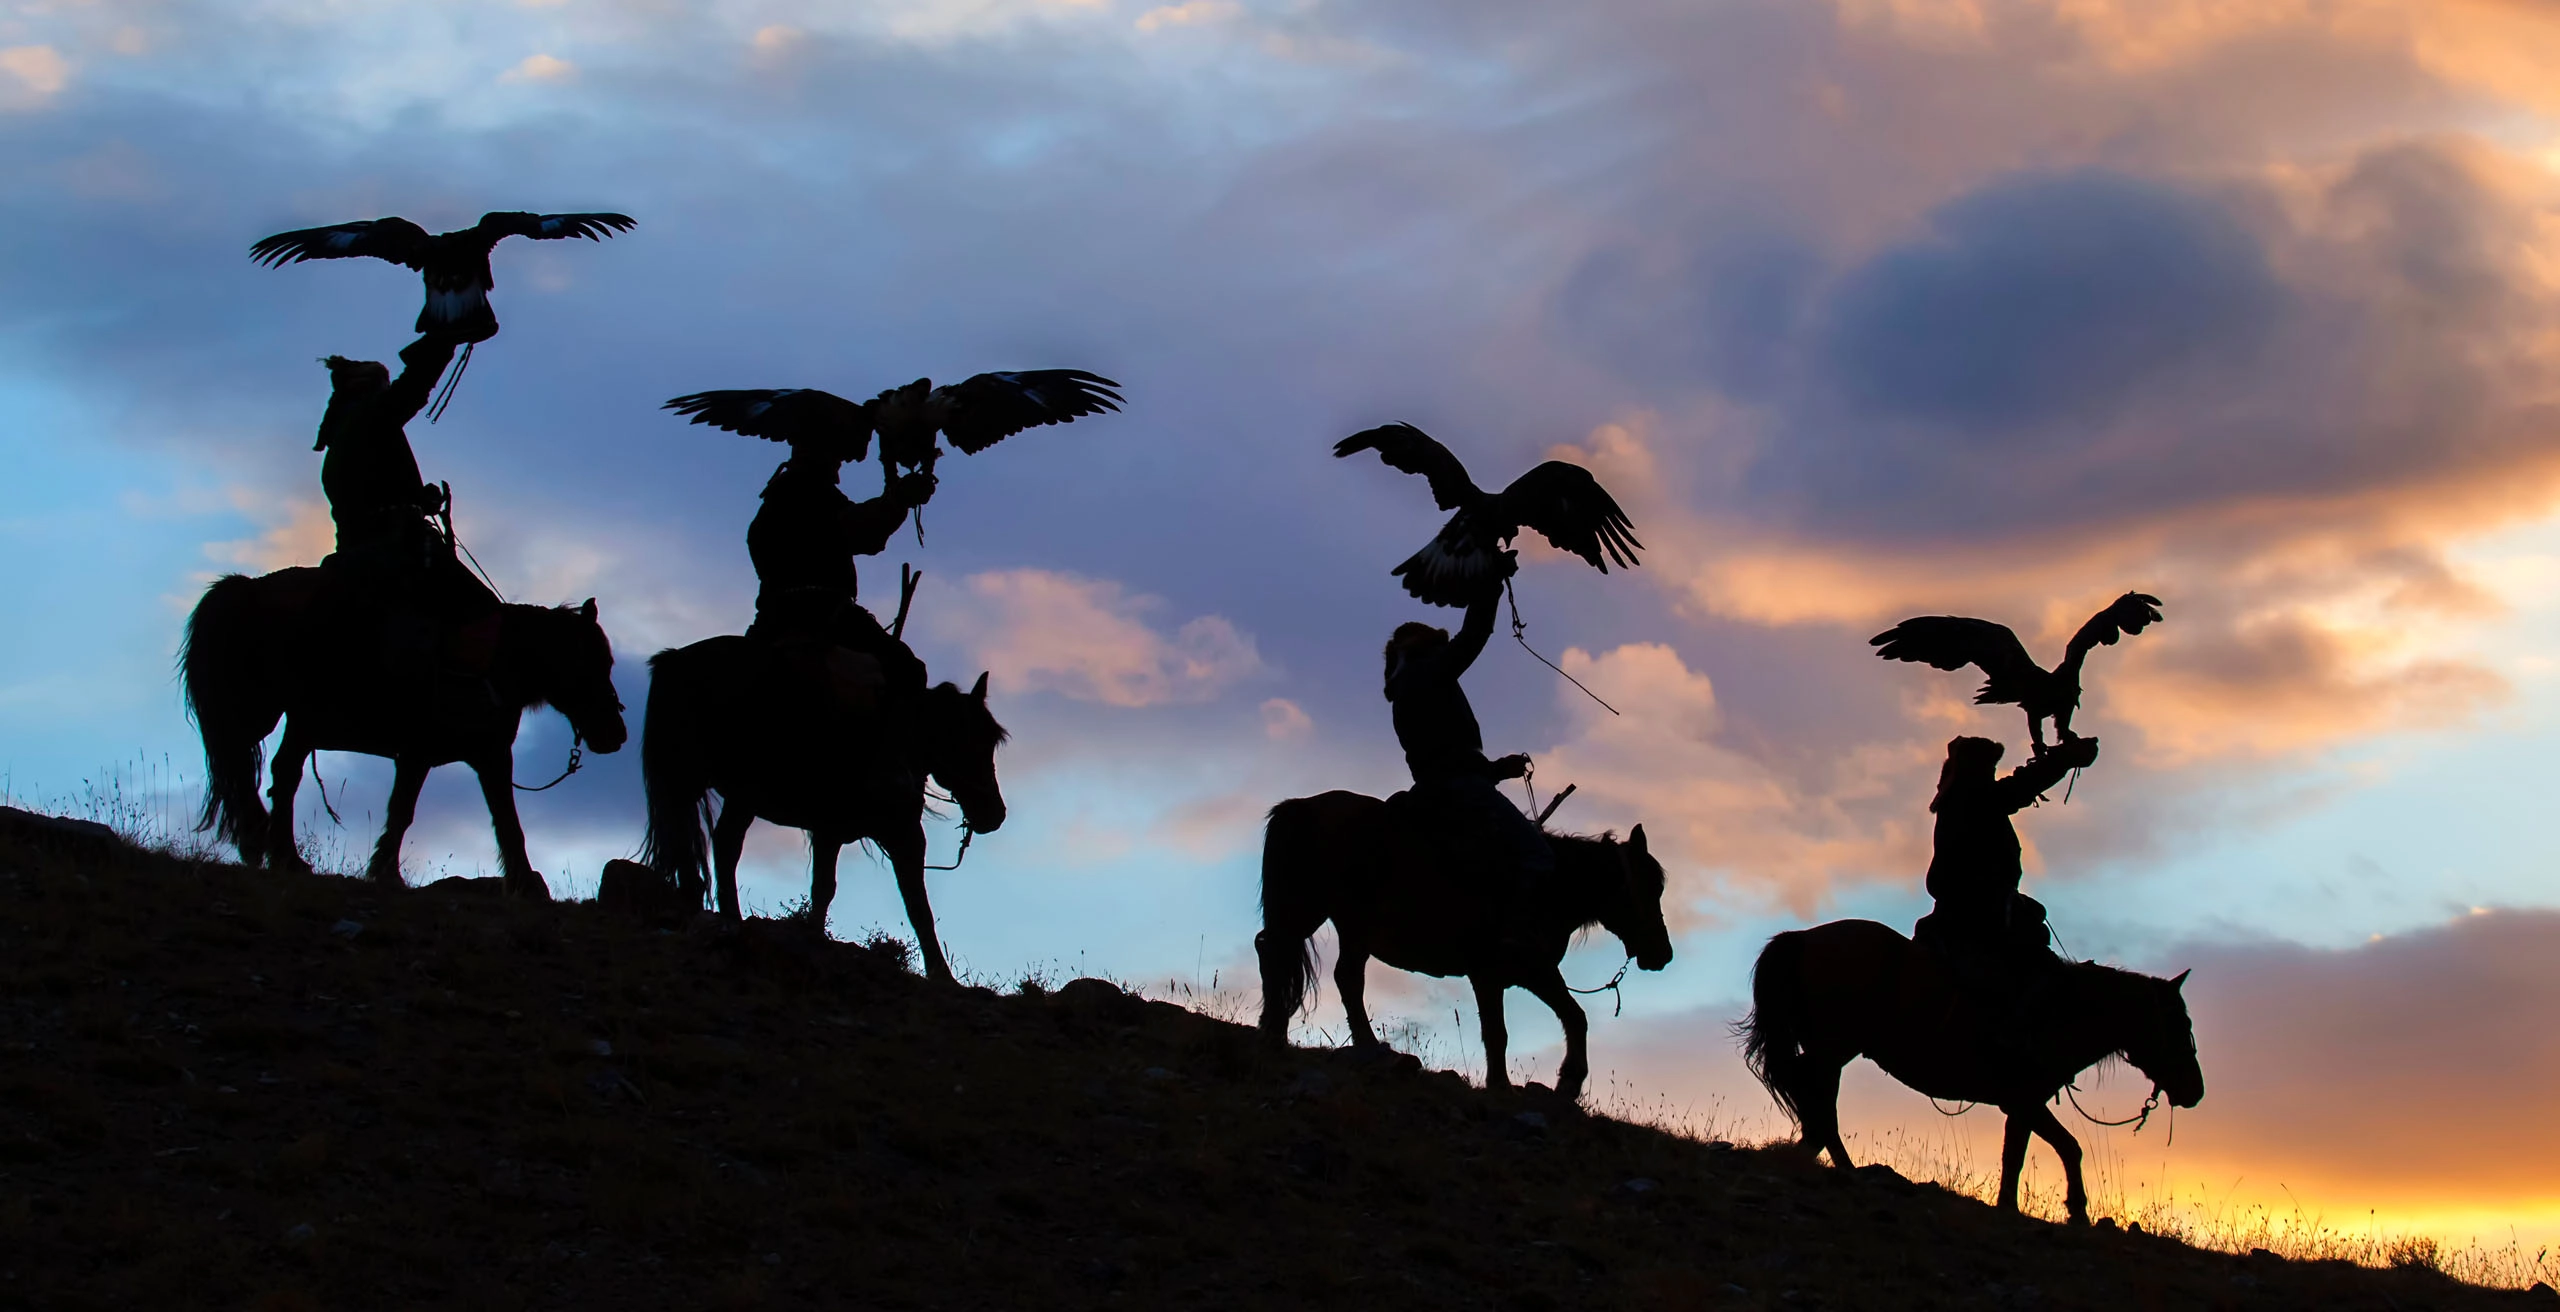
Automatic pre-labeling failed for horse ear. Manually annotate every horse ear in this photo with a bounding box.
[1628,824,1647,855]
[579,598,598,621]
[2169,969,2191,991]
[971,671,989,699]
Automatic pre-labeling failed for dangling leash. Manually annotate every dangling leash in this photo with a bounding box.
[425,341,474,424]
[513,735,584,792]
[2065,1081,2163,1133]
[1505,578,1618,715]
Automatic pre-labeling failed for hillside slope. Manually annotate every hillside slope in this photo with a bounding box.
[0,810,2541,1311]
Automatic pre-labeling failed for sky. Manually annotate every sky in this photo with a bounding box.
[6,0,2560,1252]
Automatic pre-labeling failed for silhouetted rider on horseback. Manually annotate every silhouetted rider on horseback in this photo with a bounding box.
[1383,557,1551,959]
[312,330,499,686]
[1912,734,2100,1045]
[744,434,936,700]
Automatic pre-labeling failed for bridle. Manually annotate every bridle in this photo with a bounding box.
[1565,836,1651,1018]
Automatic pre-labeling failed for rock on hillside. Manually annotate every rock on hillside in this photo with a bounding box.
[0,814,2539,1310]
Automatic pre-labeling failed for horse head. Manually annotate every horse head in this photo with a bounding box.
[2118,967,2204,1110]
[920,671,1007,835]
[521,598,627,754]
[1600,824,1675,973]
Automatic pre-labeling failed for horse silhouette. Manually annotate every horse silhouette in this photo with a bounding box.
[182,571,627,897]
[637,637,1006,983]
[1256,791,1673,1100]
[1740,919,2203,1224]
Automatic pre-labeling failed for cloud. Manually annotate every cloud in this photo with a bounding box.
[1529,639,1931,916]
[1261,696,1313,739]
[1135,1,1241,33]
[1816,170,2282,429]
[0,45,68,107]
[203,494,332,576]
[500,53,576,84]
[925,569,1267,708]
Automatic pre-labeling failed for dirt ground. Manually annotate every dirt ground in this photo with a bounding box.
[1,811,2549,1311]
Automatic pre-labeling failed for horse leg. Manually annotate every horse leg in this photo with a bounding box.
[882,824,954,984]
[710,804,752,922]
[2018,1103,2089,1224]
[805,838,842,936]
[263,727,315,874]
[1517,967,1591,1101]
[365,757,429,887]
[1469,973,1512,1090]
[469,753,550,902]
[1792,1057,1852,1168]
[1335,934,1379,1051]
[1996,1109,2033,1213]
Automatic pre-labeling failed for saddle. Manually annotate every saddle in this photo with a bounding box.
[1915,898,2065,1061]
[280,565,501,691]
[759,635,887,718]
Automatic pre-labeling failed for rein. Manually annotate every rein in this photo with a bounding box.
[918,782,977,871]
[1566,957,1631,1017]
[514,734,584,792]
[2065,1080,2163,1132]
[435,482,508,603]
[926,824,975,871]
[1563,835,1645,1017]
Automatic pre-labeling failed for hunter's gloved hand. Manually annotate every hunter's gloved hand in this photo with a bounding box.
[890,471,938,509]
[2047,736,2100,770]
[1488,753,1533,781]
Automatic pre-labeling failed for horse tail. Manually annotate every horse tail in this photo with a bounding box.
[1255,797,1330,1041]
[1740,929,1813,1129]
[181,574,279,857]
[637,647,713,901]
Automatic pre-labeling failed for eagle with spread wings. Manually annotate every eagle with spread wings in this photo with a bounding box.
[1333,422,1642,607]
[1870,591,2164,751]
[662,370,1124,472]
[250,211,637,343]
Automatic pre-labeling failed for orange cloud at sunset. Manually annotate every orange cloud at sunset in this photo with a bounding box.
[925,568,1266,708]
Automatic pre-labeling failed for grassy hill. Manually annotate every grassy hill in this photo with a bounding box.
[0,808,2545,1311]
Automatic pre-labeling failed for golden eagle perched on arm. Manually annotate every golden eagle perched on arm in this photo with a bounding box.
[660,388,879,463]
[866,370,1125,477]
[250,211,637,343]
[666,371,1122,475]
[1333,422,1642,607]
[1870,591,2164,750]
